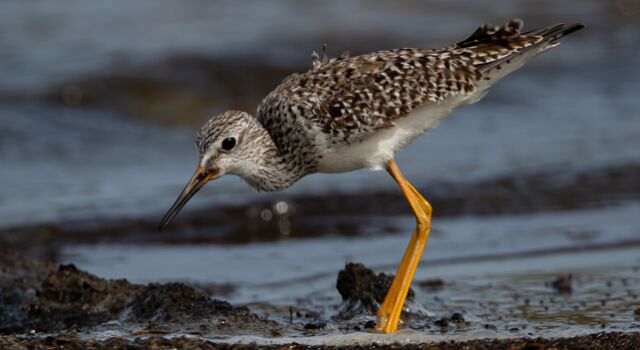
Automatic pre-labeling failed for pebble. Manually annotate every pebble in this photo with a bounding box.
[450,312,466,323]
[303,321,327,330]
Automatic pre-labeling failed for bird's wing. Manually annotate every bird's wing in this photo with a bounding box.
[258,19,581,145]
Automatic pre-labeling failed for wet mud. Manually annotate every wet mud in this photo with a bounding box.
[0,251,275,337]
[1,330,639,350]
[336,262,414,319]
[334,262,431,333]
[2,250,639,349]
[1,253,414,337]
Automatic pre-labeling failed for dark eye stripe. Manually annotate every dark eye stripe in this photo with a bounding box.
[221,137,236,151]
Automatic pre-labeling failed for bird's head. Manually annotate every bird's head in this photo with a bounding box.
[158,110,268,230]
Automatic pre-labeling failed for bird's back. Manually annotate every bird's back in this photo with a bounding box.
[256,19,583,172]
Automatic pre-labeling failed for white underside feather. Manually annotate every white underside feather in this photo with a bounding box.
[316,99,462,173]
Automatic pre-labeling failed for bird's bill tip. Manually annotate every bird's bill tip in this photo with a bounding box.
[157,166,219,231]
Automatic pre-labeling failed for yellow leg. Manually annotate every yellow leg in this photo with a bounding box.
[381,181,432,308]
[376,160,432,333]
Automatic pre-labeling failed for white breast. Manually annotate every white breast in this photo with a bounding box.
[316,100,462,173]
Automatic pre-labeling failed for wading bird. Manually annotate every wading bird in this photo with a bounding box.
[159,19,583,333]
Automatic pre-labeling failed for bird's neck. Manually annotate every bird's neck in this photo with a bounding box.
[240,121,310,192]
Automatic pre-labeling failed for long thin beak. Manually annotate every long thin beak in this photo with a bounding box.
[158,166,219,231]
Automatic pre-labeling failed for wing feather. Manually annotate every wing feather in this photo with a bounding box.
[257,19,583,147]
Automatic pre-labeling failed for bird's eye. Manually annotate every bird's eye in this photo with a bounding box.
[221,137,236,151]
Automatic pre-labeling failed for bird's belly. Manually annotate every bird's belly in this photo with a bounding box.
[316,103,455,173]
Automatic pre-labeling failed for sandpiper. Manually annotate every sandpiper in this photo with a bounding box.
[159,19,583,333]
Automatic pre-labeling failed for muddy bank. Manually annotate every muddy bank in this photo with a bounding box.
[2,162,638,248]
[0,251,276,337]
[1,332,639,349]
[2,235,640,346]
[0,250,425,338]
[336,262,416,321]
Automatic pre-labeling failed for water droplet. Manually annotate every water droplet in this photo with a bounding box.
[274,201,288,215]
[260,209,273,221]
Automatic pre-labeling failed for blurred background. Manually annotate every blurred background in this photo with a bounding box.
[1,0,639,337]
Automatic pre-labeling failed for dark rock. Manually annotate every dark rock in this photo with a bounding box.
[335,262,414,319]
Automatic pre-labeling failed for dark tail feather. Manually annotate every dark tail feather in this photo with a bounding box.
[478,22,584,73]
[546,23,585,44]
[522,22,583,38]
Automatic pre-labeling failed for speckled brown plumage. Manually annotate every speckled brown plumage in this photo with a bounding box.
[258,19,581,149]
[190,19,583,191]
